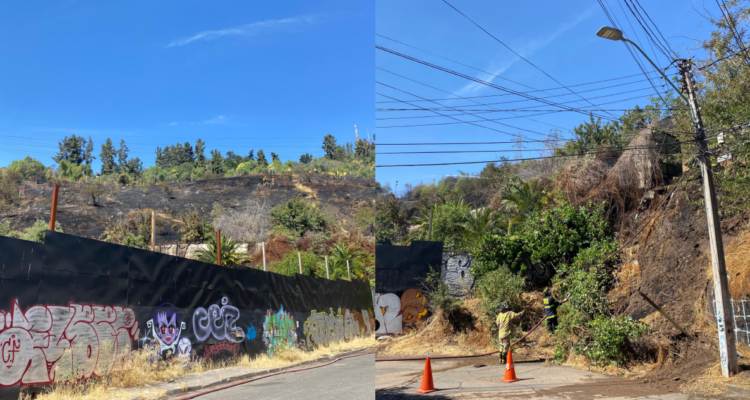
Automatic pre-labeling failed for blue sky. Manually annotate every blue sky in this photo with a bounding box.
[376,0,723,192]
[0,0,373,172]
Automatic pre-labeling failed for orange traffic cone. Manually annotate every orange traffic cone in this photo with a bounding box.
[415,357,437,393]
[501,349,520,383]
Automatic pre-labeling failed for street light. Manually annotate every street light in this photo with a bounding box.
[595,26,691,109]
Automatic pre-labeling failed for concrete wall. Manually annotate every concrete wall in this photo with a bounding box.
[441,251,475,298]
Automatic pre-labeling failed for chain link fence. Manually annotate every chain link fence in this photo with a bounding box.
[707,287,750,346]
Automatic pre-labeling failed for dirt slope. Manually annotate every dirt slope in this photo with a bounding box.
[4,174,375,242]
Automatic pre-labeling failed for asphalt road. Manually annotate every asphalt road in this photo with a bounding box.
[186,353,375,400]
[376,356,722,399]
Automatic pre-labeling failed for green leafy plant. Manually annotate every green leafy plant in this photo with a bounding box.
[195,235,250,267]
[269,197,328,236]
[179,211,213,244]
[573,315,649,367]
[268,251,320,277]
[475,266,526,326]
[328,242,372,280]
[22,219,63,243]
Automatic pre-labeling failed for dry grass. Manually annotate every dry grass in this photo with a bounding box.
[29,336,376,400]
[724,228,750,298]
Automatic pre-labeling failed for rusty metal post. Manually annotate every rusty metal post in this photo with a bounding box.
[217,229,221,266]
[49,186,59,231]
[151,211,155,251]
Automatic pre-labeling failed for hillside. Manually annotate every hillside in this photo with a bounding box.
[3,174,376,243]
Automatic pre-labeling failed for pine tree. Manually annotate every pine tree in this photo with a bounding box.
[100,138,117,175]
[195,139,206,167]
[271,152,280,162]
[53,135,87,165]
[117,139,129,172]
[300,153,313,164]
[247,150,255,160]
[184,142,194,163]
[84,136,95,165]
[155,147,164,166]
[322,134,337,159]
[256,149,268,167]
[208,149,225,175]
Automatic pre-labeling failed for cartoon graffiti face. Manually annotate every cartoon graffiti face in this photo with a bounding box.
[153,304,180,345]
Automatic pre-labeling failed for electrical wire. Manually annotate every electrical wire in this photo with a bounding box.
[376,45,618,121]
[441,0,619,119]
[716,0,750,68]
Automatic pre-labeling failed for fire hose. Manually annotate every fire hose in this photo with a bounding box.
[375,297,570,362]
[172,350,376,399]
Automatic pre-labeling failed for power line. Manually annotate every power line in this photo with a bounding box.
[375,74,674,104]
[632,0,677,56]
[375,85,551,138]
[441,0,619,119]
[716,0,750,68]
[376,45,618,121]
[376,67,571,131]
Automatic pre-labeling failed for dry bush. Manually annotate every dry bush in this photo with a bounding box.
[724,228,750,299]
[213,199,272,244]
[557,129,664,230]
[250,233,292,267]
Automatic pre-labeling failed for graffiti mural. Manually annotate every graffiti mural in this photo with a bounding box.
[374,293,402,334]
[374,289,428,335]
[262,305,297,356]
[192,297,242,343]
[400,289,428,333]
[140,303,192,359]
[0,301,139,386]
[246,326,257,340]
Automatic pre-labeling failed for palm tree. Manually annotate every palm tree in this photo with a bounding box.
[501,180,550,221]
[195,235,250,267]
[456,207,498,251]
[328,242,373,280]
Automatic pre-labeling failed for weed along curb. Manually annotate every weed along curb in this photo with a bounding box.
[119,347,376,400]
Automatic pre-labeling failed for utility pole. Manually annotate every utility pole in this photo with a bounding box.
[680,59,738,377]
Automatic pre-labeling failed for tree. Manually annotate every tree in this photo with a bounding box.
[195,139,207,167]
[247,150,255,160]
[271,152,280,162]
[269,197,328,236]
[256,149,268,167]
[500,179,550,233]
[355,139,374,158]
[375,193,408,245]
[328,242,372,280]
[322,134,337,159]
[82,182,106,206]
[84,136,95,165]
[155,147,164,166]
[300,153,313,164]
[183,142,194,163]
[123,157,143,175]
[208,150,225,175]
[179,211,213,243]
[100,138,117,175]
[53,135,87,165]
[117,139,129,171]
[195,235,250,267]
[7,157,46,181]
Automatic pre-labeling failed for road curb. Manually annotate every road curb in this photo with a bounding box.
[710,381,750,397]
[122,347,375,400]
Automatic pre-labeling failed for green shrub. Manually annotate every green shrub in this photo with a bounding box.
[476,266,526,326]
[472,202,613,280]
[268,251,321,277]
[270,197,328,236]
[22,219,63,243]
[573,316,649,367]
[0,221,21,239]
[420,268,459,315]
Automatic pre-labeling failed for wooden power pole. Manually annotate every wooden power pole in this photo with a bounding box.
[680,59,738,376]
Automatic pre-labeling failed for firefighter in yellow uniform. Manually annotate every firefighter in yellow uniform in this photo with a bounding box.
[496,303,524,364]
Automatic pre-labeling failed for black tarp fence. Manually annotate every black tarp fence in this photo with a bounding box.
[374,241,442,336]
[0,232,373,398]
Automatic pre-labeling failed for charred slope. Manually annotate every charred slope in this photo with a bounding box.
[5,175,375,242]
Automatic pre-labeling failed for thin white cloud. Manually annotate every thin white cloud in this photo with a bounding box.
[168,122,178,126]
[456,8,594,97]
[203,115,227,125]
[167,16,318,48]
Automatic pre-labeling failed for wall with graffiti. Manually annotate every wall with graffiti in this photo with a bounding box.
[374,241,443,336]
[0,232,374,396]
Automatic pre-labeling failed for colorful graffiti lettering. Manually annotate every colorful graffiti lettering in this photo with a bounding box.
[247,326,257,340]
[140,303,192,359]
[192,297,242,343]
[0,301,139,386]
[262,305,297,356]
[374,289,428,335]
